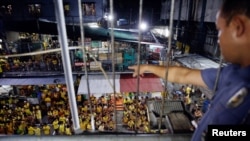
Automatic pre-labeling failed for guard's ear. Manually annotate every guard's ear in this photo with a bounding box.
[231,15,245,37]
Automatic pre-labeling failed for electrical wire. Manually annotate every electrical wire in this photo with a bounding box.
[213,54,224,95]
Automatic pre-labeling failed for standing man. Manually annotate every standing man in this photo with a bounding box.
[129,0,250,140]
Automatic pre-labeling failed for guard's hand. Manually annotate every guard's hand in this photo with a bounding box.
[128,65,145,77]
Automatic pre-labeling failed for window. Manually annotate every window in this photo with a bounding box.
[28,4,41,17]
[64,3,70,16]
[1,4,12,15]
[82,2,96,16]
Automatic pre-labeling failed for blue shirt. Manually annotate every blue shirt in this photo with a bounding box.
[191,64,250,141]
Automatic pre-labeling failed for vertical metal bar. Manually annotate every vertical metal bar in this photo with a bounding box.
[177,0,183,38]
[159,0,175,131]
[198,0,207,54]
[109,0,118,131]
[135,0,144,133]
[188,0,194,21]
[77,0,94,131]
[136,0,143,102]
[200,0,207,27]
[53,0,80,132]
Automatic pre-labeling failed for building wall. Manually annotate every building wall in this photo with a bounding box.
[0,0,107,23]
[161,0,222,22]
[160,0,222,59]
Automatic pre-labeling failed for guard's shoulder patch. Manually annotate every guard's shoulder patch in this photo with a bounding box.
[227,87,248,108]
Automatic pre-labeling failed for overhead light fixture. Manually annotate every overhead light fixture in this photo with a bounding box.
[108,15,113,21]
[139,22,148,31]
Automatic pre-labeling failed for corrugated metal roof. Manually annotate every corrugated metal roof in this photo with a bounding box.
[77,73,163,94]
[120,73,164,92]
[175,54,221,69]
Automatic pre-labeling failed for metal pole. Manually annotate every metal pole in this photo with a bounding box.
[135,0,144,133]
[159,0,175,131]
[177,0,183,39]
[109,0,117,131]
[53,0,81,133]
[77,0,94,131]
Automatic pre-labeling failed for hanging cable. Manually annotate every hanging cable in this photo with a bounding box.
[0,46,85,58]
[213,54,224,93]
[158,0,175,131]
[213,54,224,95]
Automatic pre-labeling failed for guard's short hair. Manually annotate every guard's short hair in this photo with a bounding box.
[221,0,250,25]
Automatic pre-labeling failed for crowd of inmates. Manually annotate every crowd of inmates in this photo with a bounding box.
[172,84,205,123]
[122,94,151,133]
[0,54,62,72]
[0,84,125,135]
[0,82,205,136]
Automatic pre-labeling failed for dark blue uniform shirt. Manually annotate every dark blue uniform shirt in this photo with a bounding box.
[191,64,250,141]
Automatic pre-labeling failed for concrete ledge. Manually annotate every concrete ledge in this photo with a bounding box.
[0,134,192,141]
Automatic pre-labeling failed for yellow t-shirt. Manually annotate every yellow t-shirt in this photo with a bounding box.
[35,127,41,136]
[77,95,82,102]
[186,86,192,95]
[44,97,51,103]
[64,109,70,116]
[58,124,65,135]
[59,116,66,124]
[52,110,58,117]
[0,64,2,73]
[43,125,50,135]
[80,120,88,131]
[185,95,192,105]
[65,127,72,135]
[52,120,59,130]
[28,126,35,135]
[17,125,25,135]
[36,110,42,120]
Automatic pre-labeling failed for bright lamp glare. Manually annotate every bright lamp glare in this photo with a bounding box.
[108,15,113,21]
[165,28,170,37]
[88,23,99,28]
[139,22,147,31]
